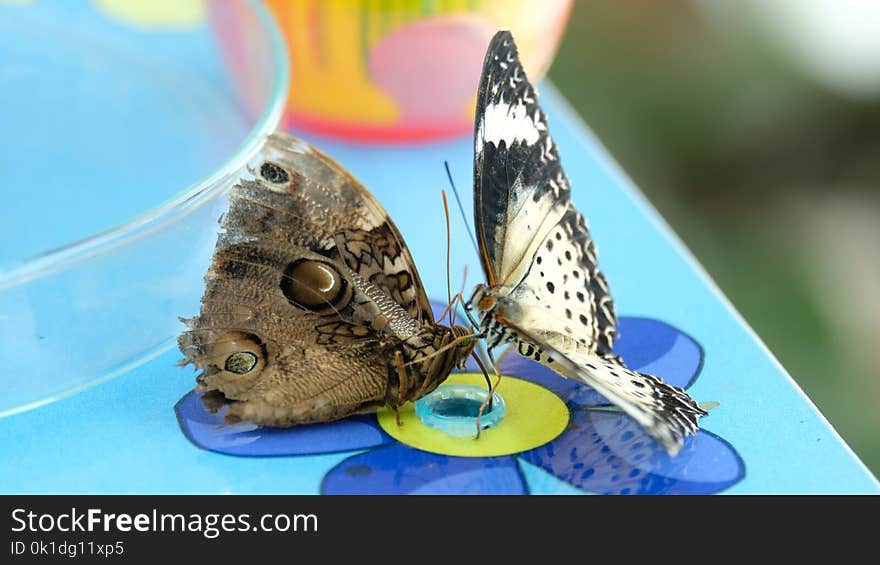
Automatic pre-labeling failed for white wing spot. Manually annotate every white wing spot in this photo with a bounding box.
[476,98,542,148]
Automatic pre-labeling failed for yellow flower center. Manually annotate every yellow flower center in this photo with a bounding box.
[378,373,569,457]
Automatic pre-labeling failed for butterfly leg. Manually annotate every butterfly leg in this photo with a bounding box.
[393,350,409,426]
[471,351,493,392]
[474,350,503,439]
[437,292,465,326]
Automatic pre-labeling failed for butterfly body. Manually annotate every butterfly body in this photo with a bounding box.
[179,133,474,427]
[467,31,706,455]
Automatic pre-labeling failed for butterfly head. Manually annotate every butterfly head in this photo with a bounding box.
[466,284,522,349]
[396,324,477,404]
[467,283,496,314]
[447,323,479,369]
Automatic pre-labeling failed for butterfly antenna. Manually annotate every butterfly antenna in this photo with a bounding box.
[441,190,455,328]
[444,161,479,257]
[470,351,494,412]
[444,160,496,288]
[456,264,468,328]
[474,346,504,439]
[436,264,475,330]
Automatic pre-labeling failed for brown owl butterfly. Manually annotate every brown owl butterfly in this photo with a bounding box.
[178,132,476,427]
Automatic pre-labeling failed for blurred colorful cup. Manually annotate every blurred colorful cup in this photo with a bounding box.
[257,0,572,142]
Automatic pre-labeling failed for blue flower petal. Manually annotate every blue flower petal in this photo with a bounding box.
[614,317,703,389]
[519,409,744,495]
[322,443,528,494]
[174,391,394,457]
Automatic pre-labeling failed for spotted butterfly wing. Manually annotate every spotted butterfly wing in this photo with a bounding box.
[467,31,706,455]
[179,133,474,427]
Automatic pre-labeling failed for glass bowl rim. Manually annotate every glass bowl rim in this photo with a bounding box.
[0,0,290,291]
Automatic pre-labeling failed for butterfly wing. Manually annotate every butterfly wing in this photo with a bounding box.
[249,133,435,325]
[499,317,706,456]
[472,31,704,455]
[179,133,438,426]
[473,30,617,356]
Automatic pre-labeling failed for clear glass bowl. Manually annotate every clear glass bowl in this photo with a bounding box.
[0,0,289,417]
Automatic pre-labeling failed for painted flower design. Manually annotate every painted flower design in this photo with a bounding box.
[175,305,744,495]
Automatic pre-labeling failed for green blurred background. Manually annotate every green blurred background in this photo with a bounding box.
[548,0,879,477]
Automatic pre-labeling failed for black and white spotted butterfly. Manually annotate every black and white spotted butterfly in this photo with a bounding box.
[465,30,707,456]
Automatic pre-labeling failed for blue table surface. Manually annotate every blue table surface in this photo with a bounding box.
[2,86,878,495]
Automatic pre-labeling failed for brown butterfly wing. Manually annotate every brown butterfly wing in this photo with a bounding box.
[178,133,438,426]
[225,133,434,324]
